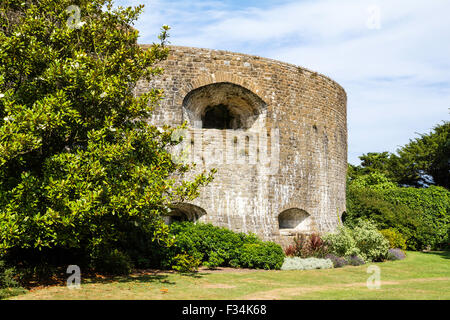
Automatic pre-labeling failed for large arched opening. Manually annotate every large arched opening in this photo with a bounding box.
[163,203,207,225]
[182,82,266,130]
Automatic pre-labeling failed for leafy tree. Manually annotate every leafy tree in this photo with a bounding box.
[349,171,397,191]
[350,121,449,189]
[359,152,392,175]
[348,153,402,184]
[0,0,213,270]
[392,121,449,188]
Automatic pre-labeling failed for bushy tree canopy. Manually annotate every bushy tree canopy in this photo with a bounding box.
[0,0,213,265]
[393,121,449,188]
[349,121,449,189]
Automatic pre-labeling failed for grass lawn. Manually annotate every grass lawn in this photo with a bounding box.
[8,251,450,300]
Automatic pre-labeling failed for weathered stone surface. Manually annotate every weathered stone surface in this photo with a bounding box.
[137,45,347,246]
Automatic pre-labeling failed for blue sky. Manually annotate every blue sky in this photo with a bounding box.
[115,0,450,164]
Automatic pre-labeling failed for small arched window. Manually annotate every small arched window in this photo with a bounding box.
[278,208,312,233]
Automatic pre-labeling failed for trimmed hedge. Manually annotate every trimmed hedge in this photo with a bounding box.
[232,242,285,270]
[346,183,450,250]
[381,186,449,249]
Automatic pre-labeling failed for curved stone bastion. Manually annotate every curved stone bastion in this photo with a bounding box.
[136,45,347,246]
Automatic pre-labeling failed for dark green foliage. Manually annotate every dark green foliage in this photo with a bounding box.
[345,177,449,250]
[349,122,449,188]
[348,152,393,182]
[382,186,450,249]
[0,260,19,289]
[345,188,420,250]
[393,121,449,188]
[90,248,133,275]
[346,121,450,251]
[0,260,25,299]
[153,222,285,270]
[232,242,285,270]
[203,250,225,269]
[167,222,260,267]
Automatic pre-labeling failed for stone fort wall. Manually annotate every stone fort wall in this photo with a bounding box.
[136,45,347,245]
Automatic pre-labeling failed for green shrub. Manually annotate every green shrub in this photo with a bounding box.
[281,257,333,270]
[323,220,389,262]
[0,260,25,300]
[155,222,284,270]
[166,222,258,267]
[233,242,285,270]
[380,228,407,250]
[203,251,225,269]
[171,253,201,273]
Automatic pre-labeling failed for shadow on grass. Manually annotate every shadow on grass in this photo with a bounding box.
[422,250,450,260]
[83,269,209,286]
